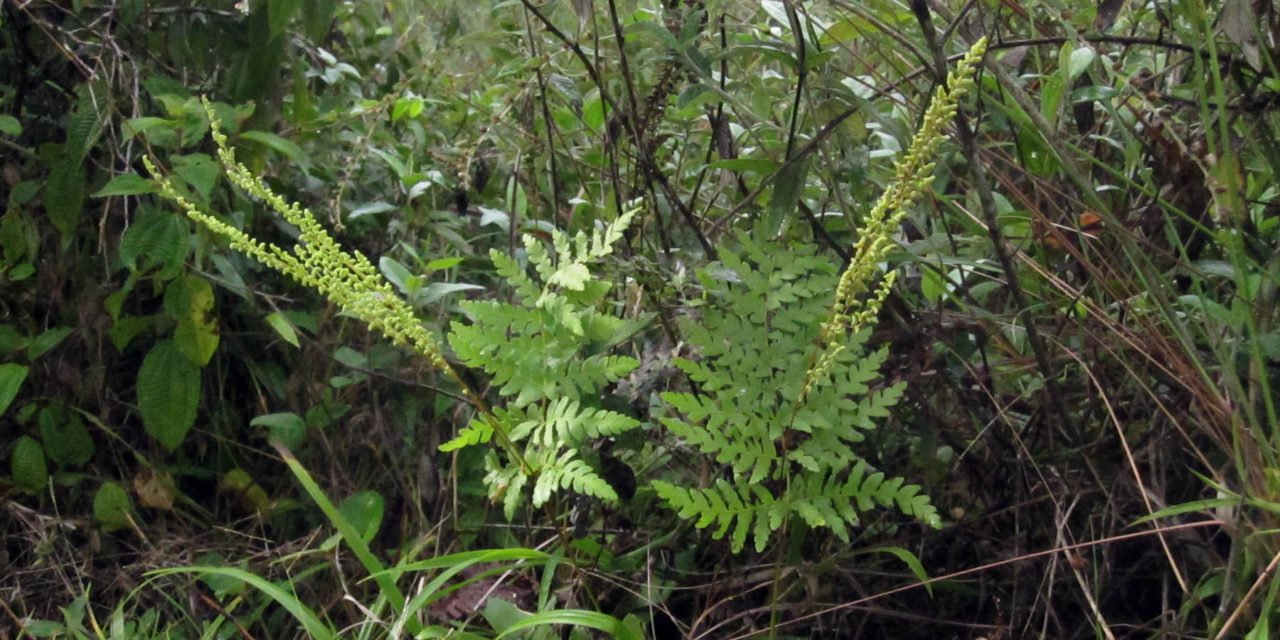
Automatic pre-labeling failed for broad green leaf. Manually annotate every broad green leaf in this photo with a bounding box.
[239,130,307,167]
[39,404,95,467]
[1066,45,1096,81]
[171,153,218,203]
[251,412,306,450]
[706,158,778,174]
[920,268,946,303]
[109,315,154,352]
[379,256,418,294]
[11,435,47,493]
[0,363,29,418]
[265,312,300,348]
[120,207,181,272]
[300,0,338,41]
[137,340,201,450]
[93,481,133,532]
[337,490,384,543]
[45,154,86,238]
[19,620,64,637]
[9,180,40,206]
[93,173,155,197]
[0,215,22,266]
[0,115,21,136]
[7,263,34,281]
[171,276,219,366]
[582,97,605,130]
[268,0,303,39]
[425,257,463,271]
[28,327,73,361]
[348,201,397,218]
[766,157,809,237]
[66,84,106,161]
[421,282,484,304]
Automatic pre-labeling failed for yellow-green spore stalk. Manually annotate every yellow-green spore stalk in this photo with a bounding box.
[805,37,988,395]
[146,99,454,373]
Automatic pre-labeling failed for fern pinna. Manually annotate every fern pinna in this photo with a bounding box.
[440,211,644,519]
[652,234,940,553]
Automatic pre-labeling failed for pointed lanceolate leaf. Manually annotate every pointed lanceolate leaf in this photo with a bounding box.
[0,363,29,418]
[137,340,201,450]
[765,157,808,237]
[45,153,86,238]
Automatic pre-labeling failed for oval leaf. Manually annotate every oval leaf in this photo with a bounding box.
[38,404,95,467]
[93,481,133,532]
[11,435,48,494]
[137,340,201,450]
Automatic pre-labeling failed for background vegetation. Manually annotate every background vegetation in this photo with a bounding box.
[3,0,1279,637]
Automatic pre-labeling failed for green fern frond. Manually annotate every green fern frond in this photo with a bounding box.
[652,39,982,553]
[652,479,779,553]
[439,413,497,452]
[509,397,639,448]
[446,210,643,515]
[534,450,618,505]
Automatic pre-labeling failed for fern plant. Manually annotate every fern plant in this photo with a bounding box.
[652,234,938,553]
[145,99,644,518]
[440,214,645,519]
[652,37,988,553]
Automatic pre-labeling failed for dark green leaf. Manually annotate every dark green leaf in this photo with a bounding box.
[0,363,30,419]
[137,340,201,450]
[251,412,307,450]
[11,435,48,494]
[27,327,73,361]
[38,404,95,467]
[93,481,133,531]
[94,173,156,197]
[337,490,384,543]
[172,154,219,203]
[265,312,300,348]
[239,130,307,167]
[269,0,303,39]
[44,154,86,238]
[171,276,220,366]
[766,157,809,237]
[0,115,21,136]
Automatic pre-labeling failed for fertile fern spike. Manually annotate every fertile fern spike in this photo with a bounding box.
[820,36,988,348]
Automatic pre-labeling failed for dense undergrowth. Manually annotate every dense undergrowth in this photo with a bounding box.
[4,0,1280,638]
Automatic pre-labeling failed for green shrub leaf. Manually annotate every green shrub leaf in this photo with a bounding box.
[38,404,95,467]
[11,435,48,494]
[0,363,29,418]
[137,340,201,450]
[93,481,134,531]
